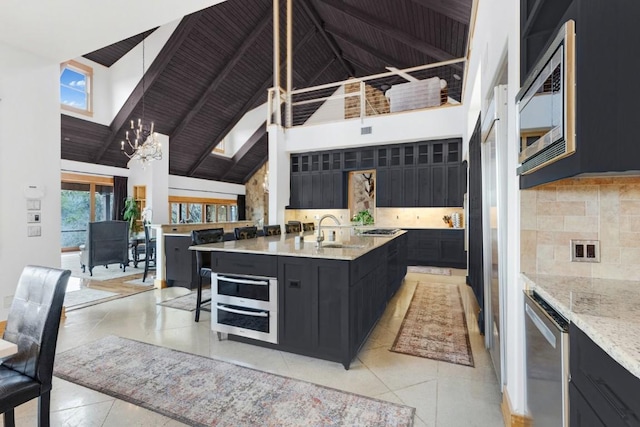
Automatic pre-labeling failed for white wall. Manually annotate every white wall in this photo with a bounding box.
[225,104,268,157]
[462,0,524,415]
[169,175,245,200]
[285,105,465,153]
[61,159,130,178]
[0,43,62,320]
[109,20,179,120]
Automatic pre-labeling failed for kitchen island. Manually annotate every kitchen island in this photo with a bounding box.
[191,231,408,369]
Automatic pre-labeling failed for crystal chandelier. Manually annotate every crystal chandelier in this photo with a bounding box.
[121,38,162,167]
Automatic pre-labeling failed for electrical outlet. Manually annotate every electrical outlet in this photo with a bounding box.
[571,239,600,262]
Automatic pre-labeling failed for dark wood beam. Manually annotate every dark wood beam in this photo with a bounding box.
[406,0,471,25]
[170,9,272,142]
[318,0,456,64]
[325,25,411,69]
[306,57,336,86]
[94,12,203,162]
[299,0,355,77]
[220,122,267,181]
[242,153,269,184]
[342,54,378,76]
[186,28,318,177]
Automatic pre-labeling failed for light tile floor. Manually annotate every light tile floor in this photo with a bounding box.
[3,269,505,426]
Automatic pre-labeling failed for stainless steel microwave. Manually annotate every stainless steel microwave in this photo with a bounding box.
[517,20,576,175]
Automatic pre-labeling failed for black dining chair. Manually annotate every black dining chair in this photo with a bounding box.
[142,225,156,282]
[263,224,282,236]
[234,226,258,240]
[0,265,70,427]
[285,222,302,234]
[191,228,224,322]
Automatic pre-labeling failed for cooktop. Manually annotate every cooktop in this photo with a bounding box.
[360,228,401,236]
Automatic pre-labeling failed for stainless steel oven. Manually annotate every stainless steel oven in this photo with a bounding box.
[212,273,278,344]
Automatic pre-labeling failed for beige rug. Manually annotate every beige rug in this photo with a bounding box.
[407,266,452,275]
[391,282,474,367]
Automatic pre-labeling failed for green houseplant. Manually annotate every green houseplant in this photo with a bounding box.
[122,197,141,235]
[351,209,374,225]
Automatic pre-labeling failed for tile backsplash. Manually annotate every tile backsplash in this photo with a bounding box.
[285,207,464,229]
[521,176,640,280]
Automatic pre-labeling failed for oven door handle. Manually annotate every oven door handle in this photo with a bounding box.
[217,276,269,286]
[217,304,269,317]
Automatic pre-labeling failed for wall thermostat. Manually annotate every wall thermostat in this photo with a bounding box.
[23,184,45,199]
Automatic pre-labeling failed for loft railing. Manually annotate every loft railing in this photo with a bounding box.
[267,58,466,128]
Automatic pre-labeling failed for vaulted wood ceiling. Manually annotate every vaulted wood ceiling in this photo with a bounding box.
[61,0,472,184]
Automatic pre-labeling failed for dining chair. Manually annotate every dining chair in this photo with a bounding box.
[142,225,156,282]
[234,226,258,240]
[0,265,70,427]
[191,228,224,322]
[263,224,282,236]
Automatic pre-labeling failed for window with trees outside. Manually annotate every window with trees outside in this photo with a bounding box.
[61,173,113,250]
[60,60,93,116]
[170,196,238,224]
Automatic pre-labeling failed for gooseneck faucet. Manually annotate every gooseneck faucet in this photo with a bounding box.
[316,214,341,245]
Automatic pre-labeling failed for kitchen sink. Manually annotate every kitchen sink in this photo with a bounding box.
[321,243,365,249]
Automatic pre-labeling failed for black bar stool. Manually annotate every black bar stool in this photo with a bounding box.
[263,224,282,236]
[191,228,224,322]
[234,226,258,240]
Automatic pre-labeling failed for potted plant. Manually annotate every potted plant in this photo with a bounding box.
[122,197,141,236]
[352,209,374,226]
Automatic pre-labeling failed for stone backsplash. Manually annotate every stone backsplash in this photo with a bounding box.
[521,175,640,280]
[245,162,268,225]
[286,207,464,229]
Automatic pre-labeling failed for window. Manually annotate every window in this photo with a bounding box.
[61,173,113,250]
[212,138,226,154]
[169,196,237,224]
[60,60,93,116]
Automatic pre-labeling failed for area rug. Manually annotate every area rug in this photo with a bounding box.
[61,253,143,281]
[54,336,415,427]
[124,278,156,287]
[391,282,474,367]
[64,288,119,308]
[158,289,211,311]
[407,266,451,275]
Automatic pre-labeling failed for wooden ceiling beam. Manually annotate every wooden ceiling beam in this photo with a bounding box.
[187,27,318,177]
[325,25,410,69]
[220,122,267,181]
[298,0,355,77]
[342,54,378,76]
[94,12,203,163]
[170,8,273,142]
[406,0,471,25]
[318,0,456,64]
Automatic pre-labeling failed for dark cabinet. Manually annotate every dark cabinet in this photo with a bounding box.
[289,139,464,209]
[165,235,198,289]
[520,0,640,188]
[570,323,640,427]
[405,229,466,268]
[278,257,314,351]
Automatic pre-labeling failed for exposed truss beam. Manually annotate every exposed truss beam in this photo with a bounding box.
[406,0,471,24]
[342,54,378,76]
[386,66,420,82]
[325,25,410,69]
[170,8,272,142]
[299,0,355,77]
[220,122,267,182]
[94,12,203,163]
[306,57,336,86]
[187,28,318,177]
[319,0,456,64]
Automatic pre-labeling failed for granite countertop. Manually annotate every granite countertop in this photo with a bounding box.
[522,273,640,379]
[190,231,406,261]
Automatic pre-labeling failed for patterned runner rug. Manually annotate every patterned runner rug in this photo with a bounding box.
[391,282,474,367]
[54,336,415,426]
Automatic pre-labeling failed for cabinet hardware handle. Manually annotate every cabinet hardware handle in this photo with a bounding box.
[586,374,631,420]
[217,275,269,286]
[216,304,268,317]
[289,280,301,288]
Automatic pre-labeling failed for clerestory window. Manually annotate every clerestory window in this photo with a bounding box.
[60,60,93,116]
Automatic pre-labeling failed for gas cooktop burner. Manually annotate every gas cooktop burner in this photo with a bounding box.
[360,228,401,236]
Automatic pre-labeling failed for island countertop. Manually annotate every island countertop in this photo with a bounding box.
[189,230,406,260]
[522,273,640,380]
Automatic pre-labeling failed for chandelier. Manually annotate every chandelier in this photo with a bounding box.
[121,38,162,166]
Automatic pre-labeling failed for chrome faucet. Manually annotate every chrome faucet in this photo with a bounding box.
[316,214,340,245]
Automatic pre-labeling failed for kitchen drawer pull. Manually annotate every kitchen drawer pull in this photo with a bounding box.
[586,374,632,421]
[217,304,268,317]
[217,275,269,286]
[525,303,556,348]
